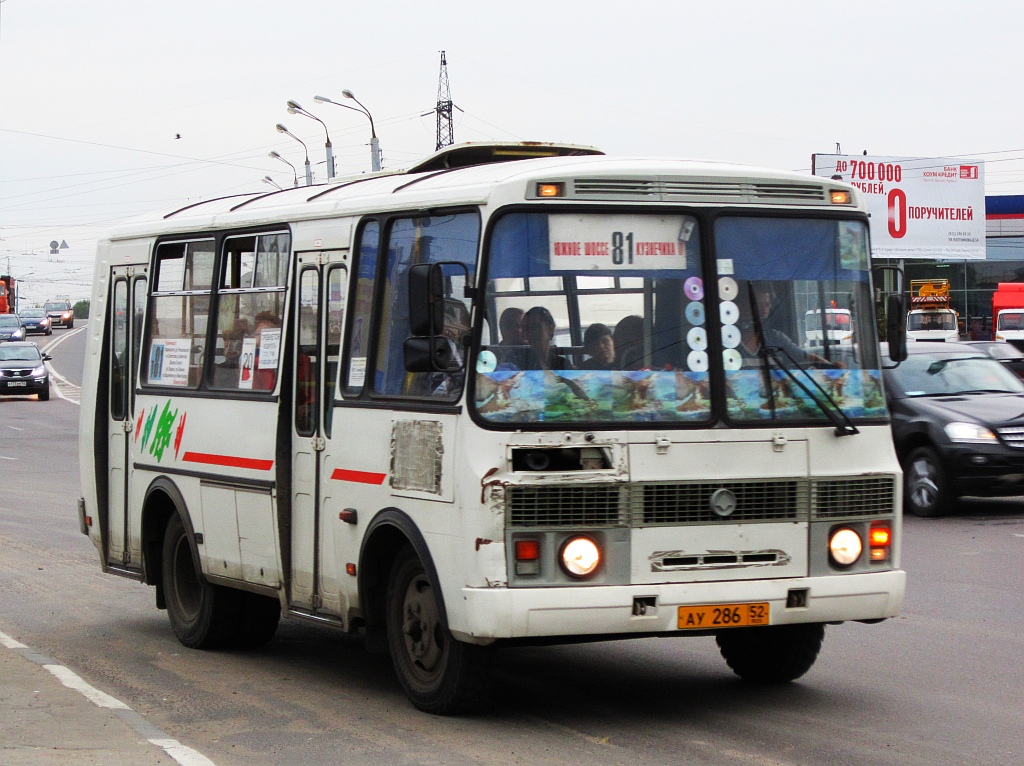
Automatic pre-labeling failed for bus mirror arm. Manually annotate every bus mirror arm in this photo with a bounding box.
[403,336,462,373]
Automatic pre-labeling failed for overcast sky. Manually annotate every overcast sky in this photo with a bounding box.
[1,0,1022,303]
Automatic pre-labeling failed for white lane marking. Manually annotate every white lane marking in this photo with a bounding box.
[47,365,81,405]
[7,425,23,430]
[1,626,220,766]
[41,324,86,405]
[40,323,86,354]
[0,630,28,649]
[149,738,218,766]
[43,664,130,709]
[0,456,16,461]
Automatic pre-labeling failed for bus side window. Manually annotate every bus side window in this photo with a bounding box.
[373,212,479,399]
[208,233,289,392]
[144,239,214,389]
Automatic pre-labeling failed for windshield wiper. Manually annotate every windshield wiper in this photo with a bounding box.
[763,344,860,437]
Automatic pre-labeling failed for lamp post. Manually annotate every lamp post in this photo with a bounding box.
[275,124,312,186]
[314,90,381,172]
[262,176,283,191]
[287,100,335,180]
[268,151,298,187]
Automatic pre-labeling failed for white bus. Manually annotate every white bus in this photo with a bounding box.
[79,143,906,714]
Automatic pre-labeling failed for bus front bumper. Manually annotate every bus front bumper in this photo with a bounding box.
[454,570,905,642]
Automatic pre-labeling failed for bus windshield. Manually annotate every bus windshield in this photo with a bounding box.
[474,212,884,426]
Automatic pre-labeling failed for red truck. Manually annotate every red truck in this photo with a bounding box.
[992,283,1024,350]
[0,275,14,314]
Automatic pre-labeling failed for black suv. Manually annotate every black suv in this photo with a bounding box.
[883,341,1024,516]
[44,300,74,329]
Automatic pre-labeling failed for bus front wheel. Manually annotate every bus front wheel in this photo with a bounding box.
[716,623,825,683]
[385,548,490,714]
[162,514,242,649]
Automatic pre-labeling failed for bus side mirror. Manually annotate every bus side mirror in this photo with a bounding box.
[408,263,445,337]
[403,336,461,373]
[887,294,907,362]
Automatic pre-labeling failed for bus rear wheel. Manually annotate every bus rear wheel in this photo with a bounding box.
[385,548,490,714]
[716,623,825,683]
[162,514,243,649]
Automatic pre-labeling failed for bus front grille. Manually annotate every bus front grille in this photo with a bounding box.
[811,476,898,519]
[505,475,897,528]
[506,485,627,527]
[635,480,806,525]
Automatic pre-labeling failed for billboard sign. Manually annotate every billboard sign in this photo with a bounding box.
[812,155,985,259]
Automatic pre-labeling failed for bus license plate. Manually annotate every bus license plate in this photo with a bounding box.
[677,602,770,630]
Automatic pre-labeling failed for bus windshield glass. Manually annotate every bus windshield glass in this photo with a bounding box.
[474,212,884,426]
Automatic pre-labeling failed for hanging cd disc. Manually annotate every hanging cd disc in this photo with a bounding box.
[684,276,704,301]
[722,348,743,370]
[720,324,741,349]
[685,301,705,326]
[686,326,708,351]
[719,300,739,325]
[687,350,709,372]
[718,276,738,300]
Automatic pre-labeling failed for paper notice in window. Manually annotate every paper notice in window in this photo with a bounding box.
[258,328,281,369]
[149,338,191,386]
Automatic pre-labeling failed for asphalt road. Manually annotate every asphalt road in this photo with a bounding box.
[1,326,1022,766]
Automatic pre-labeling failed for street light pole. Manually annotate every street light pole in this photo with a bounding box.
[268,151,298,188]
[286,100,335,180]
[275,124,312,186]
[314,91,381,172]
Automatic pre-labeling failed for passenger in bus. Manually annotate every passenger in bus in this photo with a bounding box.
[614,315,646,370]
[580,323,616,370]
[523,306,573,370]
[498,307,525,346]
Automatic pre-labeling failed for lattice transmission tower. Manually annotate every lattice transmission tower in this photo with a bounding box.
[435,51,454,150]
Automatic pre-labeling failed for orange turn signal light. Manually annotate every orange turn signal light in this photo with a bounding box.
[537,183,564,198]
[830,189,851,204]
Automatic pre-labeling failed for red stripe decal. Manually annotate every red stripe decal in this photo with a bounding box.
[181,452,274,471]
[331,468,387,485]
[987,213,1024,220]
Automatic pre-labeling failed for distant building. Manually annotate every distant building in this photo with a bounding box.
[875,195,1024,340]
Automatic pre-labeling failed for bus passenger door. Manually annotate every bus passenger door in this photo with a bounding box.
[289,252,347,614]
[105,267,146,570]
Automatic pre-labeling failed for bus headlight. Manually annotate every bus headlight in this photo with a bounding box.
[829,527,862,567]
[559,535,601,578]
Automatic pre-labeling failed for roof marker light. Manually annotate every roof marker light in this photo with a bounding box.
[537,183,564,198]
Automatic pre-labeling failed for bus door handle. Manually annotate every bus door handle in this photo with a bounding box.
[122,420,133,433]
[312,437,326,451]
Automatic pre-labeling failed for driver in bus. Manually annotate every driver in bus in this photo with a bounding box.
[738,282,839,368]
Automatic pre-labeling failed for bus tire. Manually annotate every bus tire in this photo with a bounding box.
[903,446,950,517]
[162,514,243,649]
[716,623,825,683]
[236,593,281,649]
[385,548,489,714]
